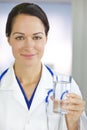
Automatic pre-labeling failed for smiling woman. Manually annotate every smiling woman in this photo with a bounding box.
[0,2,87,130]
[0,2,72,75]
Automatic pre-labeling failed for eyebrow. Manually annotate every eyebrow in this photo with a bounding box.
[33,32,44,35]
[12,32,44,35]
[12,32,24,35]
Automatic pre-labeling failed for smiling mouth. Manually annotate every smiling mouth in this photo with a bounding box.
[21,54,36,58]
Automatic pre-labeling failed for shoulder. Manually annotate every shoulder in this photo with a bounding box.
[44,64,54,77]
[0,66,14,83]
[42,64,54,81]
[0,69,9,81]
[0,66,16,90]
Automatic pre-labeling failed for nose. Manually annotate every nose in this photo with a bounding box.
[24,37,34,49]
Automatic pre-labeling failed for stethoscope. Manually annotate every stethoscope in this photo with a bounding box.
[45,65,70,103]
[45,65,71,130]
[45,66,64,130]
[0,68,8,81]
[0,66,70,101]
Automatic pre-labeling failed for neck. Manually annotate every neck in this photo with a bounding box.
[14,63,42,85]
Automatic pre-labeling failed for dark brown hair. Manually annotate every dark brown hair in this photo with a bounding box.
[6,2,50,37]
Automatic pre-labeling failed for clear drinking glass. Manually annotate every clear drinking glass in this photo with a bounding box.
[46,73,72,130]
[53,74,72,114]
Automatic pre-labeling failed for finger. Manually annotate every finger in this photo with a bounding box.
[63,101,85,111]
[66,109,82,115]
[67,104,85,111]
[64,100,85,112]
[67,93,82,99]
[64,98,85,106]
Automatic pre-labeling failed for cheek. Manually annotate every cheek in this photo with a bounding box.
[37,41,46,52]
[11,44,21,55]
[37,45,45,53]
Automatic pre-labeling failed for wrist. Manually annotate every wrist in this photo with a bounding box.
[66,118,79,130]
[67,123,78,130]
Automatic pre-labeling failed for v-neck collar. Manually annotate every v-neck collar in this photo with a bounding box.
[16,76,39,110]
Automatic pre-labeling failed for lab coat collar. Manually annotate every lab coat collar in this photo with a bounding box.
[0,66,17,90]
[0,64,53,113]
[29,64,53,113]
[0,66,28,109]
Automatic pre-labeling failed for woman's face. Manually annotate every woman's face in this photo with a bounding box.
[8,14,47,67]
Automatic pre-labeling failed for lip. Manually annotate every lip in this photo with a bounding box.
[21,53,36,58]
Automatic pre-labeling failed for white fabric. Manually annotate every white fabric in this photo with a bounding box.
[0,64,87,130]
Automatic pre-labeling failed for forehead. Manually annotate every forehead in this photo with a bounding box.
[12,14,44,28]
[11,14,45,34]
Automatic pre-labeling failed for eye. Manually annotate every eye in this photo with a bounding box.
[33,36,42,40]
[15,36,25,40]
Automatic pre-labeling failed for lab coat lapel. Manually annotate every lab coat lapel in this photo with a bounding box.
[1,67,28,110]
[29,65,53,113]
[1,65,53,112]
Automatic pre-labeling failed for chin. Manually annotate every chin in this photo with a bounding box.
[23,61,39,67]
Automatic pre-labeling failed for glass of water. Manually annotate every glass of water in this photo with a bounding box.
[53,74,72,114]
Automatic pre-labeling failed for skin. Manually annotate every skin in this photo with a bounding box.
[8,14,85,130]
[8,14,47,68]
[8,14,47,99]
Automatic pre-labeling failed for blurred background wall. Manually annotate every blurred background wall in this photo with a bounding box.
[72,0,87,114]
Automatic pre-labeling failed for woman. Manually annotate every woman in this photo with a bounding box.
[0,2,87,130]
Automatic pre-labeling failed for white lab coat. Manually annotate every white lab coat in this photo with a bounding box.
[0,64,87,130]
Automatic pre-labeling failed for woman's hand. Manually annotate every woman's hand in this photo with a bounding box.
[63,93,85,130]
